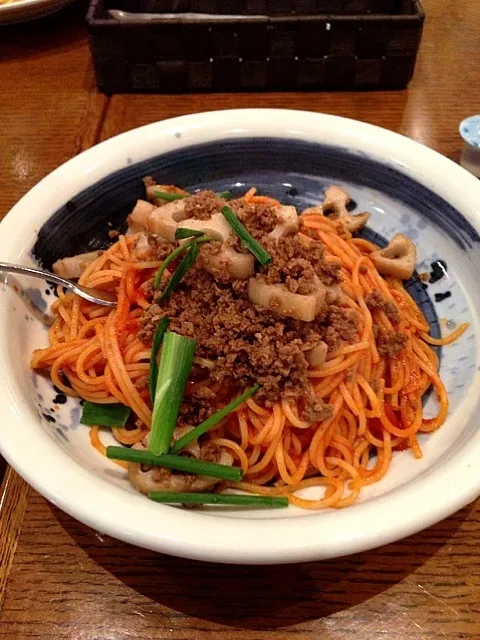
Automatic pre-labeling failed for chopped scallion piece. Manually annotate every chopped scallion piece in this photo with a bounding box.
[80,402,131,427]
[106,447,243,482]
[153,236,213,290]
[149,316,169,404]
[171,384,260,454]
[216,191,233,201]
[148,332,196,456]
[153,238,196,289]
[154,191,189,201]
[160,243,199,300]
[154,190,232,202]
[175,228,205,240]
[221,205,272,265]
[148,492,288,508]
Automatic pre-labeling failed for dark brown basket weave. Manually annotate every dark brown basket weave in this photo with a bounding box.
[87,0,424,93]
[118,1,399,14]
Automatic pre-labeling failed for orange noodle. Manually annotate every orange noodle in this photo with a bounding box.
[31,207,468,510]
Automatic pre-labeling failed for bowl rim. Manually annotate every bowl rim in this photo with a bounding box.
[0,0,72,24]
[1,108,480,565]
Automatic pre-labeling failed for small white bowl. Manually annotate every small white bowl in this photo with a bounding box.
[0,0,72,24]
[1,109,479,564]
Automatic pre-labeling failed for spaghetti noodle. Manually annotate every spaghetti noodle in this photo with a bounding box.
[31,186,467,510]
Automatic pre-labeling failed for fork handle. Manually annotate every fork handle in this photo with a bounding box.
[0,262,72,291]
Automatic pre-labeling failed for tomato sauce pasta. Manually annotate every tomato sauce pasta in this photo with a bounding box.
[32,184,467,509]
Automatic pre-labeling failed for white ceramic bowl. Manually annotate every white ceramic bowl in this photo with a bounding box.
[1,109,480,564]
[0,0,72,24]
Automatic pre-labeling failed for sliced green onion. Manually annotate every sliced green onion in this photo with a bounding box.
[154,189,232,202]
[171,384,260,454]
[148,492,288,508]
[160,242,199,300]
[80,402,130,427]
[153,236,213,290]
[221,205,272,265]
[216,191,233,201]
[148,331,196,456]
[159,236,214,298]
[106,447,243,482]
[175,228,205,240]
[149,316,169,404]
[153,238,196,289]
[154,191,189,202]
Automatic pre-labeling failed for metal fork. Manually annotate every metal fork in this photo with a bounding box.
[0,262,117,307]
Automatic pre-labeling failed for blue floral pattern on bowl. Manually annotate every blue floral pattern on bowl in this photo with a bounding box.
[24,137,476,504]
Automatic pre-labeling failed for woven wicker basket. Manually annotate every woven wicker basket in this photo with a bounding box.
[87,0,424,93]
[120,1,399,14]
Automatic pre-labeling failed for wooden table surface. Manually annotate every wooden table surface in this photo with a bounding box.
[1,1,479,637]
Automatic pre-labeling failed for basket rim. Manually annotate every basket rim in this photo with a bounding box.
[87,0,424,27]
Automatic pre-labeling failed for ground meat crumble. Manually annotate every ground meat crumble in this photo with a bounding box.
[300,396,334,423]
[365,290,400,323]
[376,330,408,357]
[139,192,361,413]
[177,389,217,428]
[197,241,238,284]
[140,264,360,405]
[255,235,341,295]
[318,307,360,353]
[184,190,225,220]
[365,291,407,356]
[231,200,280,240]
[225,200,280,254]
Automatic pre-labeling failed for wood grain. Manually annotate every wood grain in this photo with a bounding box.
[99,0,480,162]
[0,1,107,222]
[0,469,30,608]
[1,0,480,638]
[0,493,478,639]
